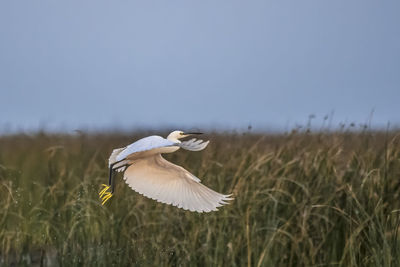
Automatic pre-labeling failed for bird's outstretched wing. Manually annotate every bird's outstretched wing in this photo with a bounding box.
[110,136,177,165]
[123,154,233,212]
[179,138,209,151]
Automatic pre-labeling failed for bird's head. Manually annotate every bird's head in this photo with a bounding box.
[167,130,203,142]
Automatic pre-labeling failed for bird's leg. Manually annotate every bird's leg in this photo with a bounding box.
[99,163,116,205]
[110,164,130,193]
[99,160,128,205]
[108,164,114,186]
[111,168,116,194]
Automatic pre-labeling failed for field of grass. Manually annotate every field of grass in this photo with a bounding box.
[1,130,400,266]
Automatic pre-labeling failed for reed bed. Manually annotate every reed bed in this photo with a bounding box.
[0,130,400,266]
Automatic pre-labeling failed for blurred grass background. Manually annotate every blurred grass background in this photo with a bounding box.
[1,129,400,266]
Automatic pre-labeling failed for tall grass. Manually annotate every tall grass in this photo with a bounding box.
[0,130,400,266]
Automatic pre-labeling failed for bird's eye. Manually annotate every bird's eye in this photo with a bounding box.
[180,132,184,135]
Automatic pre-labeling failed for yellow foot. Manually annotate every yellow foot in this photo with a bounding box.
[99,184,113,205]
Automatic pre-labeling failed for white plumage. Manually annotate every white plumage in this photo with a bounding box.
[107,130,233,212]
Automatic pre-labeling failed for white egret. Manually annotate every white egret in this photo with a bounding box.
[99,131,233,212]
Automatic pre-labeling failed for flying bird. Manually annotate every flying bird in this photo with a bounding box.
[99,131,233,212]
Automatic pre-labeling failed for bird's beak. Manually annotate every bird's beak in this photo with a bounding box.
[184,132,203,136]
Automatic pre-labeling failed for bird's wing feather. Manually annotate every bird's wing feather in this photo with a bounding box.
[179,138,210,151]
[123,154,233,212]
[115,136,177,162]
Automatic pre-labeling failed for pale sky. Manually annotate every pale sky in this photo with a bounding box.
[1,0,399,132]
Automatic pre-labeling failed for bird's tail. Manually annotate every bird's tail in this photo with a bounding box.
[109,147,124,166]
[109,147,128,172]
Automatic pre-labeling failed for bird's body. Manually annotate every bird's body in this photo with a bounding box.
[99,131,233,213]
